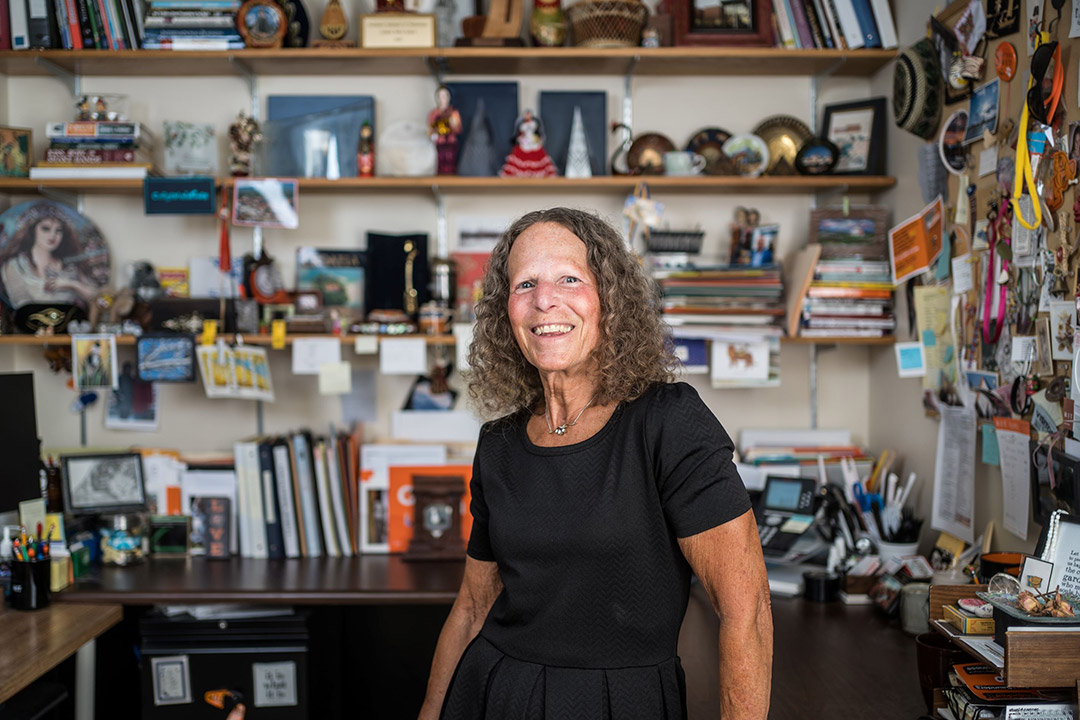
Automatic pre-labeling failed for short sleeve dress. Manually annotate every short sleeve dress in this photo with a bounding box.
[439,382,751,720]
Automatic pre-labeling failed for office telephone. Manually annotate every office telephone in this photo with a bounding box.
[754,476,818,557]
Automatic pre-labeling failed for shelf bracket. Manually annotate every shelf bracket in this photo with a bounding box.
[622,56,639,133]
[807,342,838,429]
[37,185,79,207]
[34,55,81,97]
[426,56,449,85]
[812,58,845,81]
[432,184,448,257]
[227,55,258,118]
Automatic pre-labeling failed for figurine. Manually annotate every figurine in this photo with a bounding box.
[76,97,91,121]
[500,110,557,177]
[529,0,567,46]
[319,0,347,39]
[228,112,262,177]
[357,121,375,177]
[427,85,463,175]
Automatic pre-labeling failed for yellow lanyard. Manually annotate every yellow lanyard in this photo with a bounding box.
[1012,32,1048,231]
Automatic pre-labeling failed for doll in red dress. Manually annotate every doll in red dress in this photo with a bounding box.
[499,109,557,177]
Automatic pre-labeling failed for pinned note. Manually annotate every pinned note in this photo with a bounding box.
[292,337,341,375]
[379,338,427,375]
[318,361,352,395]
[354,335,379,354]
[981,423,1000,466]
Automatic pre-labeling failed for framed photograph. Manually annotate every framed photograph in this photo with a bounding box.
[232,178,299,229]
[295,248,365,313]
[822,98,887,176]
[671,0,772,46]
[1050,300,1076,362]
[0,126,32,177]
[808,206,890,260]
[71,334,118,390]
[747,224,777,267]
[136,333,196,383]
[964,79,999,145]
[60,452,147,515]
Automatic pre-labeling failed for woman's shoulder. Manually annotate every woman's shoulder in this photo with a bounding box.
[630,381,704,413]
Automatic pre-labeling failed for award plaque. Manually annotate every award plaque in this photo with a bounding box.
[404,474,466,562]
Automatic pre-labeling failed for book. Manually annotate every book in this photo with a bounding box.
[141,37,243,48]
[144,13,234,26]
[944,604,994,635]
[868,0,895,48]
[46,120,153,140]
[271,439,301,558]
[44,148,149,163]
[779,0,801,48]
[94,0,116,47]
[9,0,29,48]
[312,439,341,558]
[62,0,81,47]
[848,0,880,48]
[52,0,69,48]
[28,164,153,179]
[771,0,795,48]
[258,439,284,559]
[326,434,353,558]
[831,0,864,49]
[291,432,324,558]
[784,243,821,337]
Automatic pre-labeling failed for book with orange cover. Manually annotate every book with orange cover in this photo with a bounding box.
[387,465,474,554]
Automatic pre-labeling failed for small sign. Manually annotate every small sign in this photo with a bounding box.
[144,177,217,215]
[359,13,435,48]
[253,661,298,707]
[151,655,192,706]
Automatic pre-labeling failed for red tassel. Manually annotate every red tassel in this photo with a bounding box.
[218,188,231,272]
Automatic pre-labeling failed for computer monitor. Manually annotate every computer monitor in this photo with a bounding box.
[0,372,43,514]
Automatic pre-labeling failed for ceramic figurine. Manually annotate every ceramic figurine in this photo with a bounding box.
[357,121,375,177]
[610,121,632,175]
[499,110,557,177]
[228,112,262,177]
[427,85,463,175]
[530,0,567,46]
[319,0,347,39]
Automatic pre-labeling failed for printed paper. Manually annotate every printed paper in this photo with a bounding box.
[993,417,1031,540]
[932,401,977,544]
[889,196,944,285]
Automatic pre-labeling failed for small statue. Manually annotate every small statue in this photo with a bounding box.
[357,121,375,177]
[93,97,108,120]
[427,85,463,175]
[228,112,262,177]
[319,0,347,39]
[500,110,557,177]
[530,0,567,46]
[76,97,91,121]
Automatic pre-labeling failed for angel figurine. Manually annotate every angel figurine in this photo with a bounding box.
[499,110,557,178]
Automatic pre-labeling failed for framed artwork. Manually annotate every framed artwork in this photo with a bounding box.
[809,206,890,260]
[671,0,772,46]
[60,452,147,515]
[71,334,118,390]
[232,178,299,229]
[0,127,32,177]
[822,98,887,176]
[136,333,196,383]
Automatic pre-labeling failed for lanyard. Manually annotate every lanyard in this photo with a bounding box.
[1012,35,1053,231]
[982,202,1010,343]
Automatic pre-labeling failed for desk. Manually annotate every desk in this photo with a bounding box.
[0,602,122,711]
[54,558,926,719]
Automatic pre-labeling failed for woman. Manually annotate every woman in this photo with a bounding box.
[0,202,98,309]
[419,208,772,720]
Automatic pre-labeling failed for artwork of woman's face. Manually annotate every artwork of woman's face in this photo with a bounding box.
[33,218,64,253]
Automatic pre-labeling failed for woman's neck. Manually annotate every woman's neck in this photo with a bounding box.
[29,246,56,274]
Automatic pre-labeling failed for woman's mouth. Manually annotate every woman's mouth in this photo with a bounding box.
[532,323,573,336]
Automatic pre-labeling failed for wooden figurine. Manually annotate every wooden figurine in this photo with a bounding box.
[428,85,463,175]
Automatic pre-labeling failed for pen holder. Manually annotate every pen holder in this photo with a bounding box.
[877,539,919,563]
[10,560,51,610]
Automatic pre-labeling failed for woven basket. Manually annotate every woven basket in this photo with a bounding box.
[567,0,648,48]
[646,230,705,254]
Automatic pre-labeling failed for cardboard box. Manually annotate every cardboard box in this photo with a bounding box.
[944,603,994,635]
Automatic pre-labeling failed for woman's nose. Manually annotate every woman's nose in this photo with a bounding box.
[533,280,559,309]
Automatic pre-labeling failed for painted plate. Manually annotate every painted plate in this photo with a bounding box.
[686,127,733,175]
[752,115,811,174]
[721,134,770,177]
[795,136,839,175]
[627,132,676,175]
[939,109,969,175]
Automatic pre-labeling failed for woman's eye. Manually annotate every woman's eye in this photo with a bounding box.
[563,276,579,284]
[517,281,534,290]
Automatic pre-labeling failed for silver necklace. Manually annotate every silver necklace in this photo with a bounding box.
[544,395,596,436]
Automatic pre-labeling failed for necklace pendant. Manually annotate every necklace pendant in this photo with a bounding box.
[554,425,567,436]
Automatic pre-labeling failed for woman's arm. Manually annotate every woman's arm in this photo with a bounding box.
[418,555,503,720]
[46,274,98,304]
[678,509,773,720]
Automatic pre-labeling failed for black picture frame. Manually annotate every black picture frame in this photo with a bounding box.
[60,452,147,515]
[821,97,887,176]
[1030,442,1080,527]
[136,333,196,383]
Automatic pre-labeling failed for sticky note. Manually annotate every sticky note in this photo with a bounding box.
[981,423,1000,466]
[318,361,352,395]
[379,338,427,375]
[921,329,937,347]
[292,337,341,375]
[354,336,379,354]
[271,320,287,350]
[895,342,926,378]
[201,319,217,345]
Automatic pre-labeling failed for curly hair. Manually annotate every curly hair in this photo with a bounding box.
[466,207,677,418]
[0,202,80,270]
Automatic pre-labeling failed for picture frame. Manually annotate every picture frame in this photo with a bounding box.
[71,334,119,390]
[136,333,196,383]
[232,178,299,229]
[670,0,772,47]
[60,452,147,515]
[821,98,887,176]
[808,206,890,260]
[1035,510,1080,596]
[0,126,32,177]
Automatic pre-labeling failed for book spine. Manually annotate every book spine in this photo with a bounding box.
[26,0,56,47]
[63,0,81,46]
[232,444,251,557]
[148,0,240,8]
[817,0,842,49]
[802,0,826,48]
[9,0,28,47]
[771,0,795,48]
[44,148,144,162]
[142,25,238,35]
[144,14,234,26]
[46,121,142,137]
[831,0,863,48]
[786,0,815,48]
[130,0,144,44]
[51,0,68,47]
[113,0,131,48]
[809,0,833,48]
[849,0,879,47]
[141,35,240,48]
[93,0,114,48]
[272,443,301,559]
[868,0,895,48]
[257,442,283,559]
[82,0,102,48]
[0,0,11,48]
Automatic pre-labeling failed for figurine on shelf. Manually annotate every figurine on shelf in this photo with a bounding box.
[357,121,375,177]
[228,112,262,177]
[75,97,92,121]
[500,110,557,177]
[428,85,463,176]
[530,0,567,46]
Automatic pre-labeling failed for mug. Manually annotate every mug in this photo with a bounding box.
[663,151,707,176]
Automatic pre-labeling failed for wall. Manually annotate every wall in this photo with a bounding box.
[2,56,880,453]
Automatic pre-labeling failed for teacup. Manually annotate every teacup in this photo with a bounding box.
[663,151,707,176]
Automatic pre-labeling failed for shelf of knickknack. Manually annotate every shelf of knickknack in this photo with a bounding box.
[0,175,897,195]
[0,47,897,78]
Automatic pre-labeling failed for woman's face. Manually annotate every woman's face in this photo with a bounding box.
[507,222,601,380]
[33,218,64,253]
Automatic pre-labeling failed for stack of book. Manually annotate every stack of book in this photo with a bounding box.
[5,0,146,49]
[651,256,786,332]
[942,663,1077,720]
[771,0,897,50]
[141,0,242,50]
[30,120,157,180]
[799,258,895,339]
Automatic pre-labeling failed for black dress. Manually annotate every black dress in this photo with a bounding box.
[439,382,751,720]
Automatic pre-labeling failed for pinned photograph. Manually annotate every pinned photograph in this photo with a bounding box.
[1050,300,1076,361]
[137,334,196,383]
[197,345,237,398]
[196,345,274,401]
[939,110,969,174]
[232,178,299,229]
[711,340,769,382]
[0,126,32,177]
[60,452,146,514]
[106,362,159,431]
[964,79,999,144]
[72,334,118,389]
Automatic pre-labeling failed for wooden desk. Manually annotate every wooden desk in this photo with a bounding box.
[0,602,122,705]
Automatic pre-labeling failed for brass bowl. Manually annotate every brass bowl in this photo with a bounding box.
[752,115,812,175]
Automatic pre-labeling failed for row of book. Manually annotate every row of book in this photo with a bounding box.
[650,254,786,330]
[29,120,157,179]
[799,257,896,339]
[943,662,1077,720]
[771,0,897,51]
[141,0,241,51]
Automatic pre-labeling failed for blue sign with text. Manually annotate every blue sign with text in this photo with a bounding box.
[144,177,216,215]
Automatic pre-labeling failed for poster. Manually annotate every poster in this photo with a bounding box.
[993,417,1031,540]
[914,285,955,390]
[932,401,976,544]
[889,196,944,285]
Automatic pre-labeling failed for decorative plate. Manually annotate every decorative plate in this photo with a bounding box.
[686,127,733,176]
[976,590,1080,625]
[794,136,839,175]
[939,109,969,175]
[0,200,110,311]
[626,132,676,175]
[721,134,770,178]
[751,115,811,175]
[237,0,288,47]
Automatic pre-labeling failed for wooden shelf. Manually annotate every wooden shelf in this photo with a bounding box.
[0,174,897,196]
[0,47,897,78]
[785,335,896,345]
[0,332,456,346]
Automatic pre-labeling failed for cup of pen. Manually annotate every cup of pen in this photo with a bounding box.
[10,559,51,610]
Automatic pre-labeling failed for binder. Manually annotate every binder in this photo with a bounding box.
[868,0,896,48]
[291,432,324,558]
[326,434,353,558]
[830,0,864,49]
[849,0,880,48]
[259,439,285,559]
[312,440,341,558]
[272,439,302,558]
[26,0,58,48]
